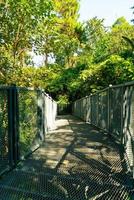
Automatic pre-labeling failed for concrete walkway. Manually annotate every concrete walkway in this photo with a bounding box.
[0,115,133,200]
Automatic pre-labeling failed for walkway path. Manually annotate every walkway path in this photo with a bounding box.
[0,115,133,200]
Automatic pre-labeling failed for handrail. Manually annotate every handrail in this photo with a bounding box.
[73,81,134,178]
[0,86,57,175]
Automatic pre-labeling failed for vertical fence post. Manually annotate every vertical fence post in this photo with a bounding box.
[8,88,13,167]
[8,86,19,168]
[121,85,124,145]
[97,93,99,127]
[108,86,111,135]
[42,91,45,136]
[90,95,92,124]
[108,85,113,136]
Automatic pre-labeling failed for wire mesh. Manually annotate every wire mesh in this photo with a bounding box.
[0,89,9,174]
[0,185,64,200]
[109,87,122,142]
[0,86,57,174]
[44,94,57,133]
[122,86,134,176]
[98,90,108,131]
[81,98,86,121]
[18,89,57,159]
[73,100,81,118]
[86,96,91,123]
[73,83,134,178]
[91,94,99,126]
[18,89,42,159]
[0,115,133,200]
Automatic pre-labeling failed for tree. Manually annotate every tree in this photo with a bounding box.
[35,0,80,67]
[0,0,53,83]
[76,17,107,65]
[107,17,134,58]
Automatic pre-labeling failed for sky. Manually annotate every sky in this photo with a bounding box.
[79,0,134,26]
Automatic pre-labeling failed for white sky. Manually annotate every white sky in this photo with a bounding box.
[79,0,134,26]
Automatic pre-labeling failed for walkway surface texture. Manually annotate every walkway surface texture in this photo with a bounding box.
[0,115,133,200]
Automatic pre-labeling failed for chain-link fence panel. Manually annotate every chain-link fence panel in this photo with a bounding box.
[80,97,87,120]
[44,93,57,133]
[122,86,134,177]
[85,96,91,123]
[73,100,81,119]
[0,86,57,174]
[73,101,77,117]
[79,100,82,119]
[72,83,134,177]
[18,89,41,159]
[0,89,9,174]
[109,87,123,143]
[91,94,99,126]
[52,99,57,129]
[98,90,109,131]
[18,89,57,159]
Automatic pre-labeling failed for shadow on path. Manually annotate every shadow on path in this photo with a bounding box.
[0,115,133,200]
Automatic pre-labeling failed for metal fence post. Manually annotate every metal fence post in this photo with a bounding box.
[108,86,111,135]
[8,86,19,167]
[42,91,45,136]
[8,88,14,167]
[90,95,92,124]
[97,93,99,127]
[121,85,124,145]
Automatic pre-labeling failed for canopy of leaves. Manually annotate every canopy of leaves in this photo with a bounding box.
[0,0,134,104]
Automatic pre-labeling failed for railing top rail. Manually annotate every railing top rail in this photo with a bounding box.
[44,92,56,102]
[74,87,109,103]
[17,87,40,92]
[74,81,134,103]
[91,87,109,96]
[0,85,40,91]
[17,87,57,103]
[0,85,57,103]
[0,85,13,90]
[111,81,134,88]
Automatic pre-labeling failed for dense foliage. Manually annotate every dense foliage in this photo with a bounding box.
[0,0,134,104]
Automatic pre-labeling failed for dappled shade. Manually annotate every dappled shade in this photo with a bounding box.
[0,115,133,199]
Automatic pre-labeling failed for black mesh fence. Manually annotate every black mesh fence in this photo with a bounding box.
[109,87,123,142]
[73,82,134,178]
[91,94,99,126]
[122,86,134,177]
[98,90,108,131]
[0,86,57,175]
[18,89,42,158]
[85,96,91,123]
[0,88,9,174]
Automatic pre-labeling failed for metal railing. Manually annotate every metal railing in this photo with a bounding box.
[0,86,57,175]
[73,81,134,178]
